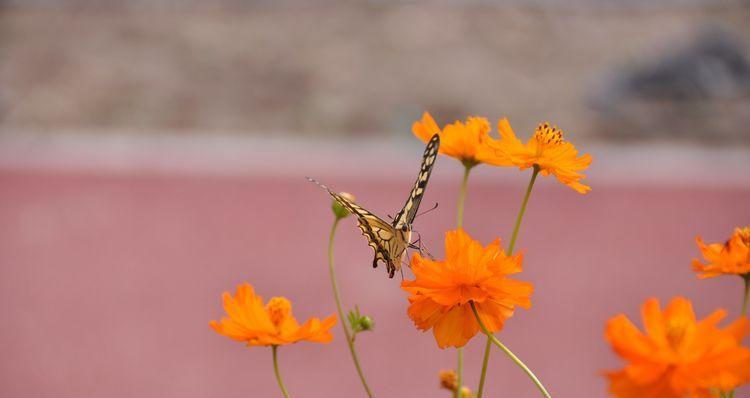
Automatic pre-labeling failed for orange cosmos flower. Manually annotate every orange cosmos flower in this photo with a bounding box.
[210,283,336,346]
[604,297,750,398]
[401,229,533,348]
[693,227,750,278]
[485,119,592,194]
[412,112,498,167]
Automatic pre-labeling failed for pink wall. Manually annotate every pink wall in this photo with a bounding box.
[1,170,748,397]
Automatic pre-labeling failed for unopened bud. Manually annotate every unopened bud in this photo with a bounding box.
[439,370,474,398]
[358,316,374,331]
[439,370,458,391]
[347,305,374,336]
[332,192,355,219]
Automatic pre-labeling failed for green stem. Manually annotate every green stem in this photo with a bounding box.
[470,302,552,398]
[455,348,464,398]
[328,218,375,398]
[728,274,750,398]
[455,163,473,397]
[507,166,540,255]
[476,335,492,398]
[475,166,540,398]
[456,164,473,229]
[272,346,292,398]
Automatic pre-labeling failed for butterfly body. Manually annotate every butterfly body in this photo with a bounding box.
[308,134,440,278]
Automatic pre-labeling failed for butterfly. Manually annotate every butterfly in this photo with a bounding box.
[307,133,440,278]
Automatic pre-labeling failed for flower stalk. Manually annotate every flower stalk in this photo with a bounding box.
[328,217,375,398]
[272,345,293,398]
[456,163,474,229]
[476,336,492,398]
[508,165,540,254]
[470,302,551,398]
[727,274,750,398]
[455,163,474,398]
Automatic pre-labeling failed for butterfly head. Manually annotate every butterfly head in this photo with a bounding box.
[399,224,413,245]
[395,223,411,235]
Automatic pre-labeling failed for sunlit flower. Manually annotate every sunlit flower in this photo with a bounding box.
[439,369,473,398]
[412,112,498,167]
[604,297,750,398]
[210,283,336,346]
[401,229,533,348]
[485,119,592,194]
[693,227,750,278]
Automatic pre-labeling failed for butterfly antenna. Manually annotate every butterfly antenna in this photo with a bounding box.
[305,176,327,191]
[414,202,439,219]
[306,176,341,198]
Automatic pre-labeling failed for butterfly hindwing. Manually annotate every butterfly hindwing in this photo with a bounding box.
[392,134,440,229]
[306,177,403,277]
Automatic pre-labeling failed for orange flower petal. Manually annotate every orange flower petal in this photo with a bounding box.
[692,228,750,278]
[432,304,478,349]
[412,112,498,165]
[413,112,441,143]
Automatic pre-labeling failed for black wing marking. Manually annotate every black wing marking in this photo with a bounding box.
[306,177,401,277]
[393,133,440,229]
[366,219,402,278]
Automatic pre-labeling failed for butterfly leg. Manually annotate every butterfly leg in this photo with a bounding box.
[409,230,435,260]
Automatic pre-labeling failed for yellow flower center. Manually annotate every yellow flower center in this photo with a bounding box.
[665,316,689,350]
[266,297,292,328]
[534,122,565,146]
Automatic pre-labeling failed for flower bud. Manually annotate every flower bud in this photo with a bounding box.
[358,315,374,331]
[347,305,374,335]
[439,370,458,391]
[332,192,355,219]
[439,370,474,398]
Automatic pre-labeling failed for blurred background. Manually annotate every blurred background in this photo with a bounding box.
[1,1,749,397]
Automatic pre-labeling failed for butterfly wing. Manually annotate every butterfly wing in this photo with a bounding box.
[392,133,440,229]
[307,177,404,278]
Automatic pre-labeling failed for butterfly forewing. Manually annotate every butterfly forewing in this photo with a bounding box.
[392,134,440,229]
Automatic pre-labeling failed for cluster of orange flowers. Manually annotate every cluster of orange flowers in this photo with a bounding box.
[413,112,592,193]
[604,227,750,398]
[212,111,592,350]
[208,111,748,398]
